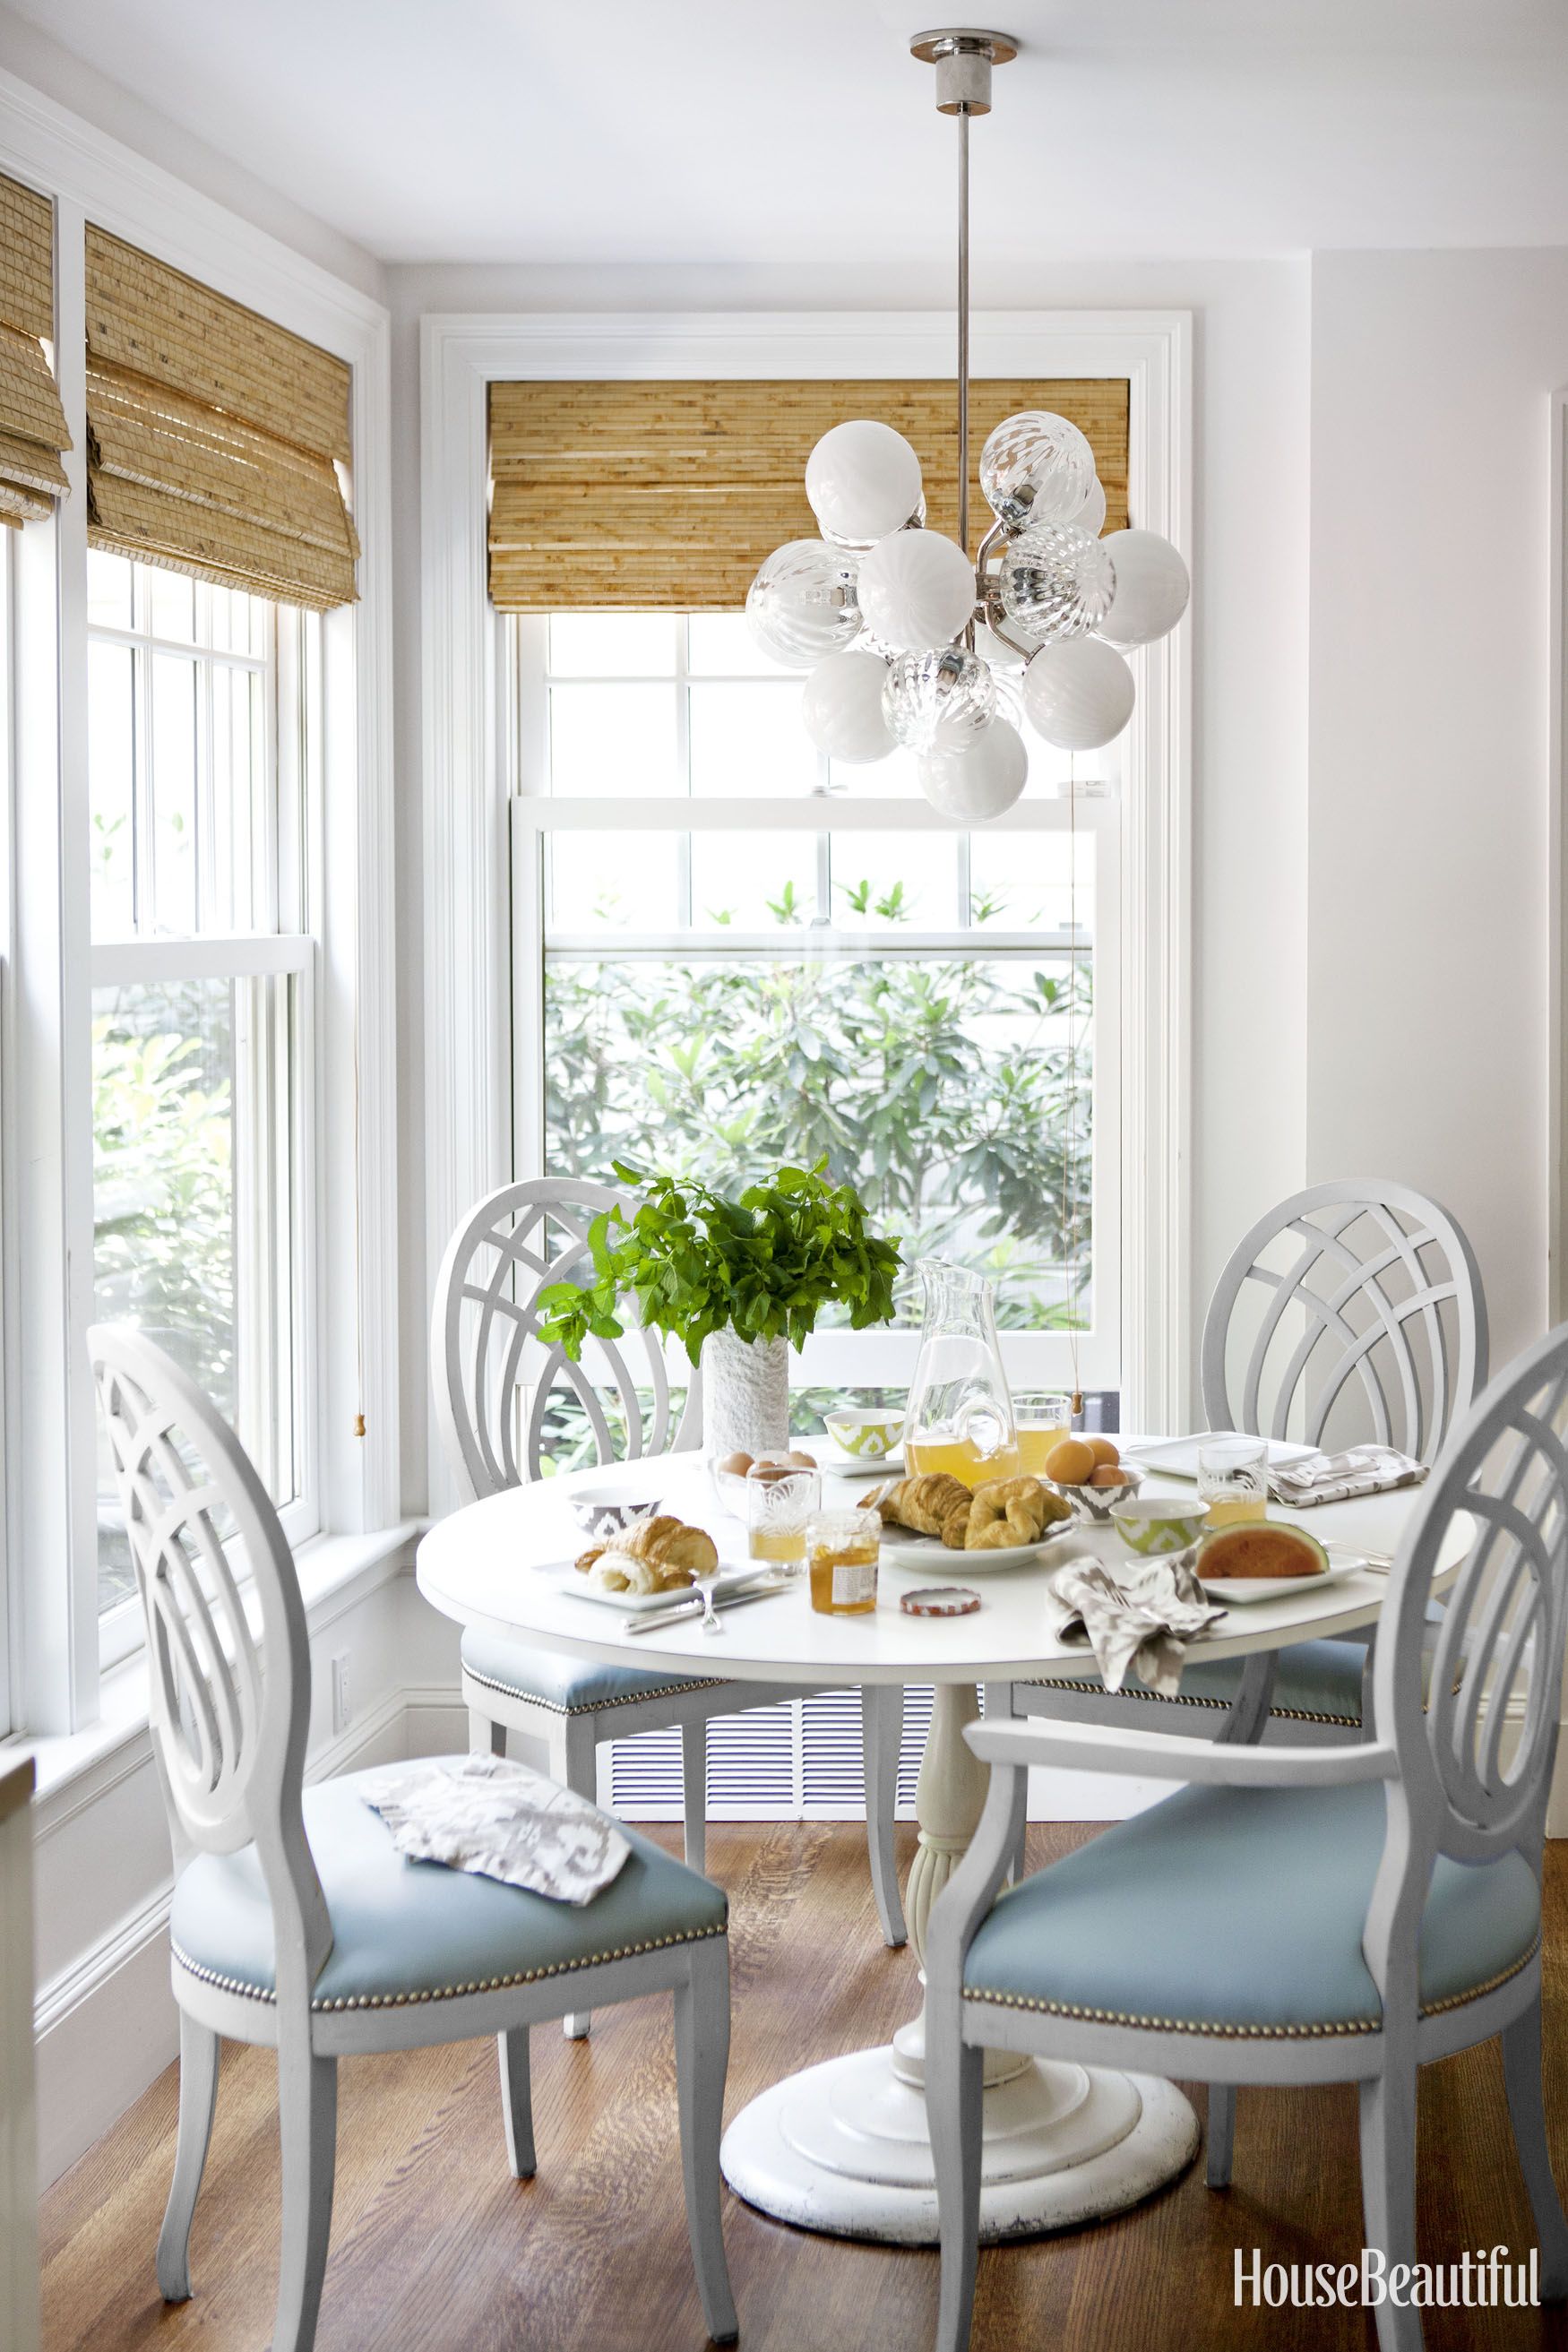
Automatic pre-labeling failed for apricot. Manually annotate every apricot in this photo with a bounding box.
[1085,1435,1120,1469]
[1044,1436,1096,1486]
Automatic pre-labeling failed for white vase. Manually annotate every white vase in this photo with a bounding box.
[701,1329,790,1460]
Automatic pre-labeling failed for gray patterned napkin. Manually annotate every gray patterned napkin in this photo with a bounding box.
[1047,1549,1228,1699]
[358,1754,631,1904]
[1268,1444,1426,1508]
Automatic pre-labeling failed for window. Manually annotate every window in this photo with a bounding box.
[512,611,1122,1408]
[86,551,317,1652]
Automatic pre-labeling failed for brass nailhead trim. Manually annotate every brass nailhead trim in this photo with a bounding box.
[1020,1676,1361,1730]
[171,1919,728,2013]
[964,1938,1539,2042]
[463,1663,726,1717]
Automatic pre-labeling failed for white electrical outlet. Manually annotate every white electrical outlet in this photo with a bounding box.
[331,1652,352,1736]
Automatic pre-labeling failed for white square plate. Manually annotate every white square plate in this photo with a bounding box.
[536,1560,761,1614]
[1198,1557,1365,1606]
[1127,1434,1318,1482]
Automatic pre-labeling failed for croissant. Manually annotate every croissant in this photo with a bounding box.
[875,1473,973,1538]
[959,1475,1065,1549]
[573,1512,718,1590]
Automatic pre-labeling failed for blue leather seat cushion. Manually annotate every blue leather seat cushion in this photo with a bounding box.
[1044,1637,1368,1724]
[170,1770,728,2012]
[963,1779,1538,2037]
[462,1624,718,1713]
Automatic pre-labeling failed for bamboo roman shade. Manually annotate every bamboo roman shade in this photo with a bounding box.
[84,227,359,609]
[0,173,71,526]
[487,377,1129,611]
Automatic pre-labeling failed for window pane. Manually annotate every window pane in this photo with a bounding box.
[86,548,133,631]
[829,831,959,926]
[689,681,820,797]
[549,613,675,677]
[690,831,818,930]
[828,742,924,799]
[151,652,198,934]
[93,973,299,1614]
[548,682,679,796]
[969,831,1094,932]
[687,614,800,678]
[209,663,263,930]
[547,831,683,929]
[542,949,1093,1331]
[88,640,136,940]
[145,565,196,643]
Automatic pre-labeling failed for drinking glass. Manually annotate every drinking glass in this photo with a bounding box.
[745,1461,821,1570]
[1013,1391,1073,1475]
[806,1508,881,1615]
[1198,1436,1270,1527]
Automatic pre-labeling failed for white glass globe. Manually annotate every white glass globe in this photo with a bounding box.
[857,530,976,653]
[980,410,1097,533]
[801,650,896,763]
[1097,529,1191,648]
[745,538,862,666]
[883,648,995,752]
[918,718,1029,820]
[806,420,923,547]
[1022,638,1136,751]
[1073,478,1107,538]
[999,520,1116,645]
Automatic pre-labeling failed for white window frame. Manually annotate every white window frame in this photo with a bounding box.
[422,308,1192,1517]
[0,74,398,1737]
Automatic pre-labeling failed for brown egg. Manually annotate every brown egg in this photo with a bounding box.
[786,1449,818,1469]
[1085,1435,1120,1469]
[1089,1462,1127,1488]
[718,1451,754,1477]
[1044,1436,1096,1486]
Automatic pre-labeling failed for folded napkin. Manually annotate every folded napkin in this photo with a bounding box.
[358,1753,631,1905]
[1047,1549,1228,1700]
[1268,1443,1427,1509]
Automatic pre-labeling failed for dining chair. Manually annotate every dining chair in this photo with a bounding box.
[927,1314,1568,2352]
[434,1176,908,2029]
[89,1322,737,2352]
[1012,1180,1487,1746]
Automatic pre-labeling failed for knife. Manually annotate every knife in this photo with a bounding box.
[624,1577,789,1634]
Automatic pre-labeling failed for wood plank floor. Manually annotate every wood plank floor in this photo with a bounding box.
[40,1823,1568,2352]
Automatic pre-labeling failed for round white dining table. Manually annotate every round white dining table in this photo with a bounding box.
[416,1448,1460,2248]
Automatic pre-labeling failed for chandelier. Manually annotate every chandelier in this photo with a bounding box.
[744,28,1190,821]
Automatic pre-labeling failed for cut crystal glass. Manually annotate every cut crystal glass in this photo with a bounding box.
[745,539,863,666]
[998,521,1116,645]
[980,411,1097,533]
[882,648,996,752]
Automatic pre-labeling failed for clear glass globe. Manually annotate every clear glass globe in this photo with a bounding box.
[745,539,863,666]
[980,411,1097,533]
[998,521,1116,645]
[882,648,996,753]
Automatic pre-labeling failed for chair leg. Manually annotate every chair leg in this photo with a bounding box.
[681,1719,708,1876]
[272,2038,338,2352]
[983,1687,1027,1883]
[1502,1994,1568,2298]
[156,2012,220,2301]
[1205,2085,1236,2189]
[930,2030,985,2352]
[862,1684,907,1946]
[551,1713,600,2039]
[469,1705,506,1758]
[673,1938,738,2345]
[497,2029,536,2180]
[1358,2063,1422,2352]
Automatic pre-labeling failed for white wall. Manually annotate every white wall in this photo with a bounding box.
[1306,248,1568,1371]
[387,254,1312,1465]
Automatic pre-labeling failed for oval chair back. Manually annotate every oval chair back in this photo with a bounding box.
[88,1322,331,2007]
[431,1176,702,1504]
[1201,1179,1487,1466]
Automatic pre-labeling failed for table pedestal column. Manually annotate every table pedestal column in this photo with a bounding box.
[719,1681,1198,2244]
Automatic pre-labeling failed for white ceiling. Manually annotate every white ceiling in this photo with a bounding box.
[13,0,1568,265]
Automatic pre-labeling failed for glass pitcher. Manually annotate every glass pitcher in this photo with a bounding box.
[903,1259,1022,1491]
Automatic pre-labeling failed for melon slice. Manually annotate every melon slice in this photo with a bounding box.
[1195,1521,1330,1581]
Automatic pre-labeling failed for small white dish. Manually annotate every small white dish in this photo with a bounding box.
[878,1529,1067,1574]
[821,1444,906,1480]
[537,1560,762,1615]
[1125,1434,1316,1482]
[1198,1557,1364,1607]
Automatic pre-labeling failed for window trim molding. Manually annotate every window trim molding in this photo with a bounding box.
[420,307,1192,1516]
[0,68,398,1735]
